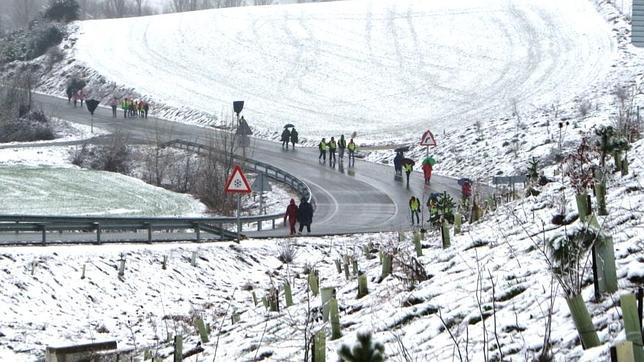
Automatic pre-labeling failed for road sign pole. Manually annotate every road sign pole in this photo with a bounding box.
[237,194,241,242]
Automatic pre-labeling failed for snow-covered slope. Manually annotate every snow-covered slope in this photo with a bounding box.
[73,0,614,144]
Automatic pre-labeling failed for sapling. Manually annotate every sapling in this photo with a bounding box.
[337,332,384,361]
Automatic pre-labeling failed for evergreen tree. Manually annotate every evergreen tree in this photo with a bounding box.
[337,332,385,362]
[44,0,80,23]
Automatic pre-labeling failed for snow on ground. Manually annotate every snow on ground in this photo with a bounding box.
[0,136,642,360]
[1,0,644,361]
[67,0,614,145]
[0,167,207,216]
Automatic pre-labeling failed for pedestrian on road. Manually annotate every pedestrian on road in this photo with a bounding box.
[121,98,129,118]
[318,138,327,162]
[394,152,402,176]
[328,136,337,164]
[290,128,299,149]
[110,97,118,118]
[143,101,149,118]
[403,162,413,188]
[409,196,421,225]
[338,134,347,160]
[422,162,432,184]
[298,197,313,234]
[462,179,472,199]
[76,89,86,107]
[347,138,357,166]
[284,198,299,235]
[281,128,291,149]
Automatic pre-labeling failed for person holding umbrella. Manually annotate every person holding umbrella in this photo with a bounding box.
[401,158,415,188]
[281,126,292,150]
[422,156,437,184]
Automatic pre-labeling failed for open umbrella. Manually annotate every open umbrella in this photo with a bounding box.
[422,156,436,166]
[394,146,410,153]
[457,178,472,186]
[284,123,295,128]
[401,158,415,167]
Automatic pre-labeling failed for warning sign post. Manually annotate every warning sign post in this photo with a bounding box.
[225,165,252,242]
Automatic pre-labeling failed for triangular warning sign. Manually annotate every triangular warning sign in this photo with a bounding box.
[224,165,252,193]
[420,130,437,146]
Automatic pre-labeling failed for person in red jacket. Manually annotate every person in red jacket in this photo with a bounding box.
[422,162,432,184]
[284,199,299,235]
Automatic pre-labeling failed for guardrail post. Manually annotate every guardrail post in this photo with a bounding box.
[144,223,152,242]
[93,222,101,243]
[272,219,275,229]
[15,221,18,235]
[194,223,200,242]
[41,224,46,245]
[218,223,223,240]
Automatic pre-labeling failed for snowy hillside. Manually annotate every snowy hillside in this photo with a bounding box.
[70,0,614,144]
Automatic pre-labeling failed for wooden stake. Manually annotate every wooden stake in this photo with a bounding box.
[81,264,86,280]
[173,335,183,362]
[334,259,342,274]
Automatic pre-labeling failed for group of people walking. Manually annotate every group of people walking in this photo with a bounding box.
[283,197,314,235]
[318,135,357,166]
[281,128,299,150]
[113,97,149,119]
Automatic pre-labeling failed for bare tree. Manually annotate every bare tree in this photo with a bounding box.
[104,0,129,18]
[253,0,272,4]
[8,0,43,30]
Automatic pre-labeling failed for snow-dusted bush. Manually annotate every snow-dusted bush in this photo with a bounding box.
[0,22,64,64]
[0,110,55,142]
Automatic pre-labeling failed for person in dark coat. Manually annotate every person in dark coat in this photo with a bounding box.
[338,135,347,159]
[281,128,291,149]
[284,198,298,235]
[298,197,313,233]
[394,152,402,176]
[290,128,299,149]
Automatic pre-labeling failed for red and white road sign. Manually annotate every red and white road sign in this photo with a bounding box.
[224,165,252,193]
[420,130,437,147]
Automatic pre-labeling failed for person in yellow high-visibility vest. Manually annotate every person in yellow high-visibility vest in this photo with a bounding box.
[409,196,420,225]
[403,163,413,188]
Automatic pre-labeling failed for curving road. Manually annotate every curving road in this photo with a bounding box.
[30,92,462,237]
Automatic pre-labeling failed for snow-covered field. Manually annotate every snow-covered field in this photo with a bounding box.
[71,0,614,144]
[1,0,644,361]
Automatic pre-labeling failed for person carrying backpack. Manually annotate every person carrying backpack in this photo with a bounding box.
[409,196,421,225]
[298,197,314,233]
[284,198,299,235]
[290,128,299,149]
[338,135,347,159]
[318,138,327,162]
[328,137,337,163]
[281,128,291,149]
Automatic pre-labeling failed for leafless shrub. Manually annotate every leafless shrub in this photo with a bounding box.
[577,99,592,118]
[46,45,63,70]
[277,241,298,264]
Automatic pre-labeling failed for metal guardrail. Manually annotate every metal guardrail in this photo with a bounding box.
[162,139,314,229]
[0,139,313,244]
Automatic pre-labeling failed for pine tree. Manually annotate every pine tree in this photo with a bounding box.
[337,332,385,362]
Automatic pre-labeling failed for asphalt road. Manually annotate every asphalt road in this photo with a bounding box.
[26,92,464,237]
